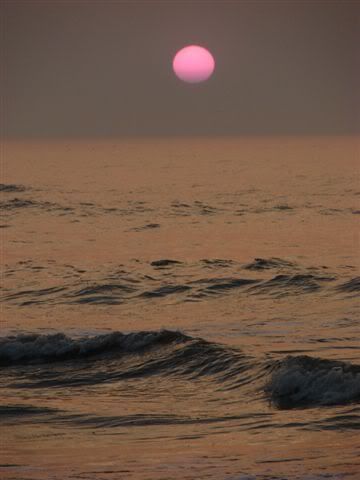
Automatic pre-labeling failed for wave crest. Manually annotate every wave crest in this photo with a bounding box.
[267,355,360,408]
[0,330,189,365]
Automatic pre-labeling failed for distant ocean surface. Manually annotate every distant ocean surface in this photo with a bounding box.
[1,137,359,480]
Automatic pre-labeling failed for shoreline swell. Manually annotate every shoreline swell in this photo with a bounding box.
[1,330,359,409]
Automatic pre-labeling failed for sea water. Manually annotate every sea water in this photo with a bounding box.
[1,136,359,479]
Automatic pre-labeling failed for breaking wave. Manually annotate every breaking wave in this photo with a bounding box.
[267,355,360,408]
[1,331,359,409]
[0,330,188,365]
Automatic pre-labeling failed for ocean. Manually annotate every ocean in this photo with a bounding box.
[1,136,359,479]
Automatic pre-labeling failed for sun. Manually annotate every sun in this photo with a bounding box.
[172,45,215,84]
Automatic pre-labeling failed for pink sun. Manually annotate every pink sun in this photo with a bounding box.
[172,45,215,84]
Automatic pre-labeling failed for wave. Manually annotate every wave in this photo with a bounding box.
[249,273,335,296]
[0,197,75,215]
[1,331,359,409]
[336,277,360,293]
[0,405,57,417]
[244,257,296,271]
[140,284,192,298]
[0,330,189,365]
[0,183,27,193]
[0,404,268,429]
[2,257,348,306]
[2,186,357,226]
[70,283,136,305]
[151,259,183,267]
[131,223,161,231]
[200,258,235,268]
[267,355,360,408]
[0,198,38,210]
[199,277,260,292]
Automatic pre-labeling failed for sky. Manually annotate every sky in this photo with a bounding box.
[1,0,359,138]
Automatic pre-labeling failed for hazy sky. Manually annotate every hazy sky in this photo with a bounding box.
[1,0,359,137]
